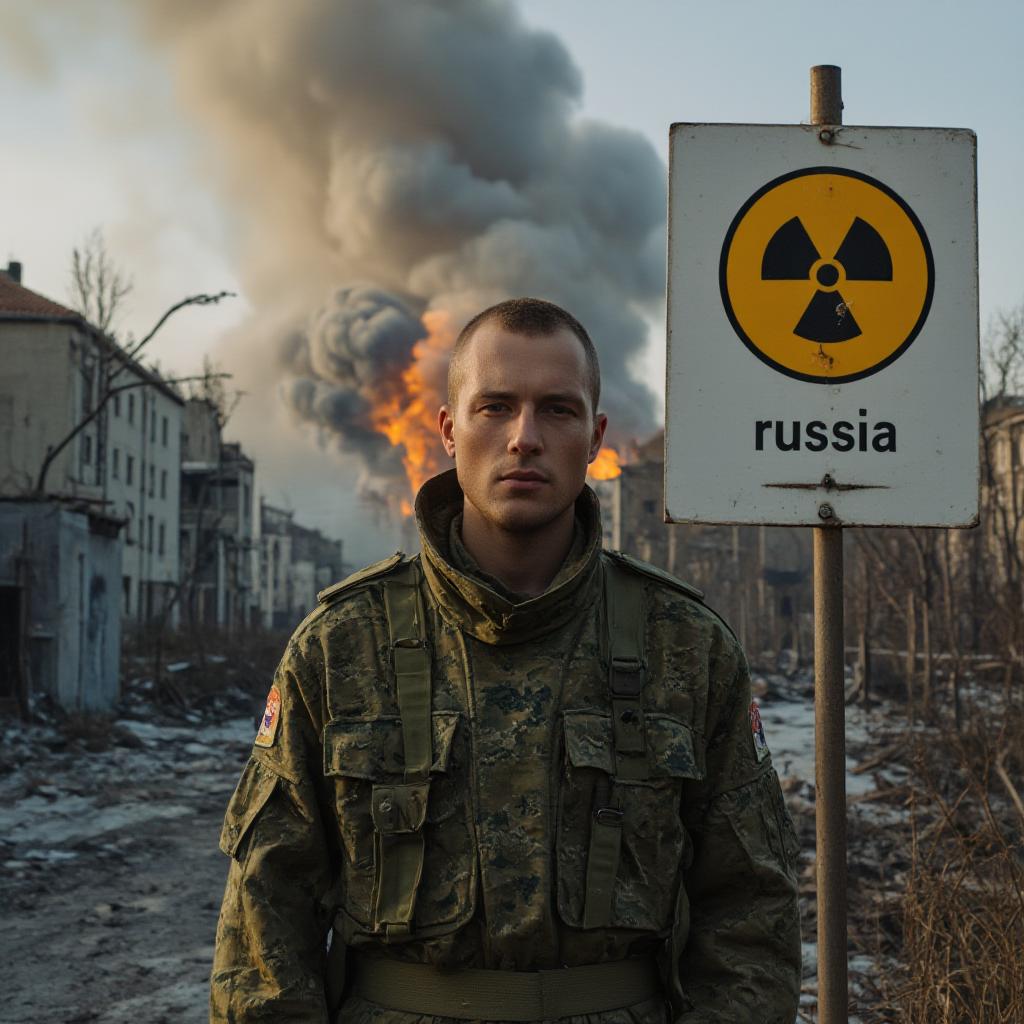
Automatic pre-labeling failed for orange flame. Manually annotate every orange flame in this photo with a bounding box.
[371,309,453,513]
[588,447,621,481]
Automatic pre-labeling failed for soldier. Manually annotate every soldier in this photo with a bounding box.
[210,297,801,1023]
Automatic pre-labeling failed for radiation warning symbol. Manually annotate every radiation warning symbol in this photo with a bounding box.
[720,167,934,384]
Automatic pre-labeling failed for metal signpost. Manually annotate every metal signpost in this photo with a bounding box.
[664,67,978,1023]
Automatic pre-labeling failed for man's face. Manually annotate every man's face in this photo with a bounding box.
[438,323,607,534]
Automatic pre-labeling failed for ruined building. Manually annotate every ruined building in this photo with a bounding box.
[179,398,256,630]
[257,501,345,629]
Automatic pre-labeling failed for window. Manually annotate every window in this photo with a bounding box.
[123,576,131,615]
[112,449,120,479]
[83,435,92,465]
[160,469,167,499]
[158,521,165,557]
[128,394,135,424]
[113,395,120,417]
[126,502,135,543]
[149,464,155,497]
[162,416,168,446]
[126,455,134,485]
[147,515,154,553]
[150,409,156,443]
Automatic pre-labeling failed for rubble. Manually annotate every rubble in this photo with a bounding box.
[0,674,256,1023]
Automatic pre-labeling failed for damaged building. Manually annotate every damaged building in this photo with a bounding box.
[257,501,345,629]
[179,398,256,630]
[0,262,148,710]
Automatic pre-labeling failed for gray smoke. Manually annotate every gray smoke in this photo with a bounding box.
[11,1,667,508]
[131,0,666,503]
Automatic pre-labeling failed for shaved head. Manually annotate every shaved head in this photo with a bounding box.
[447,297,601,414]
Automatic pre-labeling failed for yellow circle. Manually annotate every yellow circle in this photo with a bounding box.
[720,168,934,383]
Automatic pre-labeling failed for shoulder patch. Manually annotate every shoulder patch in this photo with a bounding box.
[317,552,405,606]
[604,549,705,601]
[254,685,281,748]
[749,700,770,762]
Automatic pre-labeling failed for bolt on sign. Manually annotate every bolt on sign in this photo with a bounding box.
[665,124,978,527]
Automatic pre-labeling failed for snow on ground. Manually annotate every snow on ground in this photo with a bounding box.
[0,705,255,1024]
[756,668,910,1023]
[0,672,908,1023]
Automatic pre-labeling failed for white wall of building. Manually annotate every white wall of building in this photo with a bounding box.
[0,320,102,501]
[104,375,183,622]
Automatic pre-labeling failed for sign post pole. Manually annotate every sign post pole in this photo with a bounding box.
[809,63,849,1024]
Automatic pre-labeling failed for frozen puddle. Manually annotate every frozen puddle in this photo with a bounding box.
[758,687,878,798]
[0,793,195,847]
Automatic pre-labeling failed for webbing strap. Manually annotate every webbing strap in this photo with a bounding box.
[605,559,648,779]
[383,566,432,780]
[582,807,623,929]
[376,561,432,938]
[350,955,662,1021]
[583,559,648,928]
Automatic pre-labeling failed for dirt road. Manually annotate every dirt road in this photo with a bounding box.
[0,711,252,1024]
[1,668,902,1024]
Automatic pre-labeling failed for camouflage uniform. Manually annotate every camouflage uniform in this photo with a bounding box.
[211,469,801,1023]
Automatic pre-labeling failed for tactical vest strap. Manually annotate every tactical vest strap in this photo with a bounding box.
[583,558,649,928]
[384,565,432,781]
[375,560,433,939]
[605,558,648,779]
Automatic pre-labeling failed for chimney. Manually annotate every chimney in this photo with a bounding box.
[5,261,22,283]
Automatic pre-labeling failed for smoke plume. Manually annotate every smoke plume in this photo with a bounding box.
[11,1,665,515]
[129,0,666,507]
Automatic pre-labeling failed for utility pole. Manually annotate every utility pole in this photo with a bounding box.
[809,63,849,1024]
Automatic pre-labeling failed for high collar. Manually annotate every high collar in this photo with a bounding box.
[415,469,604,646]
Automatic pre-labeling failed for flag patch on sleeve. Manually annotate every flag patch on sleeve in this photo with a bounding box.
[254,685,282,748]
[749,700,770,761]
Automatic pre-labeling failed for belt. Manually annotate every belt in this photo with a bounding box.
[350,954,662,1021]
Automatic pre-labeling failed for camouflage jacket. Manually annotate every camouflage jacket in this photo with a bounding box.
[210,470,801,1023]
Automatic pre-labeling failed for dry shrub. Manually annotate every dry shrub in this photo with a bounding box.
[883,717,1024,1023]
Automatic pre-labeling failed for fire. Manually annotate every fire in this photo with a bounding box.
[588,447,621,481]
[371,309,454,512]
[373,314,622,513]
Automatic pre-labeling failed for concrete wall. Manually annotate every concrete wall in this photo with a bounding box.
[0,320,96,499]
[0,501,122,712]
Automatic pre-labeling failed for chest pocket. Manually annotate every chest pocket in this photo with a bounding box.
[323,711,476,939]
[557,709,703,933]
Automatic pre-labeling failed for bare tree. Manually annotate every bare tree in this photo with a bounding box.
[33,235,234,497]
[69,228,133,336]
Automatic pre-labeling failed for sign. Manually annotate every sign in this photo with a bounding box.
[666,124,978,527]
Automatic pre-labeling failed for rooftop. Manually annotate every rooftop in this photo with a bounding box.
[0,263,185,406]
[0,266,81,322]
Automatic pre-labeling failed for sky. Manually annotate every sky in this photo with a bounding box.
[1,0,1020,561]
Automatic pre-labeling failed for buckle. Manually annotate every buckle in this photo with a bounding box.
[393,637,429,650]
[609,656,644,697]
[594,807,624,827]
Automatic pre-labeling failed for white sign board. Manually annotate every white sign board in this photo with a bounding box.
[666,124,978,527]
